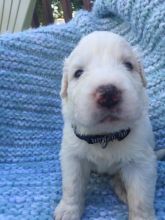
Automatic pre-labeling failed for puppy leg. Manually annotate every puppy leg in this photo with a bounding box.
[111,172,127,203]
[55,155,90,220]
[121,151,157,220]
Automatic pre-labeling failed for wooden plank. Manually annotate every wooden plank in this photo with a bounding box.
[0,0,5,33]
[8,0,20,32]
[14,0,36,32]
[1,0,13,33]
[60,0,72,22]
[42,0,54,25]
[23,0,36,30]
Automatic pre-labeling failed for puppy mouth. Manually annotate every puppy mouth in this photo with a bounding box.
[97,104,122,123]
[99,114,120,123]
[92,102,121,124]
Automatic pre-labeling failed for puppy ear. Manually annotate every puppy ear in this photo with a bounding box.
[60,73,68,98]
[133,47,147,87]
[60,59,69,98]
[137,60,147,87]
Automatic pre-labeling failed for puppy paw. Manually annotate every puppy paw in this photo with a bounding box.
[129,213,156,220]
[54,200,81,220]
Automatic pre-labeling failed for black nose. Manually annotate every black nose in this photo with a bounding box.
[96,85,121,108]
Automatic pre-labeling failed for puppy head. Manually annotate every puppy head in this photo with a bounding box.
[61,31,147,133]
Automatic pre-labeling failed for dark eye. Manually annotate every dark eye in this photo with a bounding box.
[124,61,134,71]
[74,69,84,78]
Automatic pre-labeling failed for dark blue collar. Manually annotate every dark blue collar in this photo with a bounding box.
[73,126,131,149]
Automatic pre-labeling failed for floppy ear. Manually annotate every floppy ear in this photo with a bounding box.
[60,58,69,98]
[133,47,147,87]
[60,73,68,98]
[137,60,147,87]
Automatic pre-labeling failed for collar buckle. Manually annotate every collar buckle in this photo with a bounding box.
[100,137,108,148]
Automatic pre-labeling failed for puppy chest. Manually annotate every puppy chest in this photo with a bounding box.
[86,146,122,174]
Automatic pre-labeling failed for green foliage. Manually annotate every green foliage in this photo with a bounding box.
[51,0,83,19]
[35,0,83,20]
[51,1,63,19]
[71,0,83,10]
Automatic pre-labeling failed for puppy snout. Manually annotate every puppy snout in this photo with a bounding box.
[96,84,121,108]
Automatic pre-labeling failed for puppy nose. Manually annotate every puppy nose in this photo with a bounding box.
[96,85,121,108]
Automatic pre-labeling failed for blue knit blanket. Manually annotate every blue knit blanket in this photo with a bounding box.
[0,0,164,219]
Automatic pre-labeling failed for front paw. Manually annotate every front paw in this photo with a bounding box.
[129,211,156,220]
[54,200,81,220]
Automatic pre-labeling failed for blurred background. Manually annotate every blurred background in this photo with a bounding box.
[0,0,93,34]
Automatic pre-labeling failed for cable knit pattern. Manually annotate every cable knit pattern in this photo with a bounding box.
[0,0,164,219]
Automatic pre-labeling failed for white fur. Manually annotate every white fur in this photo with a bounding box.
[55,31,157,220]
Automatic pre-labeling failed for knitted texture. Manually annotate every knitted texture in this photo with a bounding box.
[0,0,164,219]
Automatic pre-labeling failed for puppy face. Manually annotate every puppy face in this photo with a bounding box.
[61,31,147,133]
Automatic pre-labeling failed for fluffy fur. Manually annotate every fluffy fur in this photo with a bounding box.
[55,31,157,220]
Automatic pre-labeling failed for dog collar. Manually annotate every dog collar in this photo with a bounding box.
[73,126,131,149]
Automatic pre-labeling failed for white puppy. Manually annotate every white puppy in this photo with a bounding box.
[55,31,157,220]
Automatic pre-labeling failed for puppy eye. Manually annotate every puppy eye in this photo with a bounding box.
[123,61,134,71]
[74,69,84,78]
